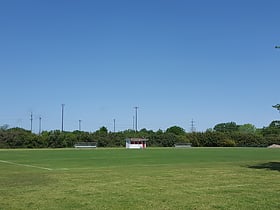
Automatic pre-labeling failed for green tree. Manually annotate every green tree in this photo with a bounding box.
[213,122,239,133]
[166,126,185,136]
[238,124,256,134]
[272,104,280,113]
[0,124,9,130]
[47,130,67,148]
[97,126,108,134]
[94,126,109,147]
[262,121,280,137]
[269,120,280,128]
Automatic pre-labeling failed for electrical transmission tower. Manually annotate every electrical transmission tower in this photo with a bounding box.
[190,119,196,132]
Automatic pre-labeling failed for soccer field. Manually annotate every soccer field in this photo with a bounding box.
[0,148,279,210]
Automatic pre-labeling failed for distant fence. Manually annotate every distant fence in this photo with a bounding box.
[74,142,97,149]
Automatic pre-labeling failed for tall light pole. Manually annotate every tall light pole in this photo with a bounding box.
[134,106,139,132]
[113,119,116,132]
[79,120,82,131]
[273,47,279,115]
[132,116,135,131]
[61,104,65,132]
[30,112,33,133]
[39,116,42,135]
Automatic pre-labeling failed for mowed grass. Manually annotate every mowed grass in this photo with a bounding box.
[0,148,280,210]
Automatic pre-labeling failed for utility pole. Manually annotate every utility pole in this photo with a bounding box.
[39,116,42,135]
[113,119,116,132]
[30,112,33,132]
[61,104,65,132]
[79,120,82,131]
[134,106,139,132]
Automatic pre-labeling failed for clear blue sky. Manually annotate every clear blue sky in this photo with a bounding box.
[1,0,280,133]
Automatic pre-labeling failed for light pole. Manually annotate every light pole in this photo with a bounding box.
[61,104,65,132]
[39,116,42,135]
[273,47,280,115]
[30,112,33,133]
[113,119,116,132]
[79,120,82,131]
[134,106,139,132]
[132,116,135,131]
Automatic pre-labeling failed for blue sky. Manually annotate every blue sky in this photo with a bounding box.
[1,0,280,133]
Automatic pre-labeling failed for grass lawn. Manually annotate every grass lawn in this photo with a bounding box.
[0,147,280,210]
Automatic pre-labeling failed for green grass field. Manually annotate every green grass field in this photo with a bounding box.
[0,148,279,210]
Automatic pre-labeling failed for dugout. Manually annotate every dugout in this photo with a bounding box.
[125,138,148,149]
[174,143,192,148]
[74,142,97,148]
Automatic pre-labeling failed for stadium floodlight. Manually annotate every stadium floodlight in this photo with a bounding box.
[39,116,42,135]
[134,106,139,132]
[61,104,65,132]
[79,120,81,131]
[113,119,116,132]
[275,46,280,48]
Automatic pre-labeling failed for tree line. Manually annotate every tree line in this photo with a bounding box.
[0,120,280,148]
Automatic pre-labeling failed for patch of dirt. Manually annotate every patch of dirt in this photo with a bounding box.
[267,144,280,148]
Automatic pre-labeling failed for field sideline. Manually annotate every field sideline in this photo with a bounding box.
[0,147,279,210]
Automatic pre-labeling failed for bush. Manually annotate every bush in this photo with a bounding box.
[219,139,236,147]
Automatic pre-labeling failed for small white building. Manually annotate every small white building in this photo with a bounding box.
[125,138,148,149]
